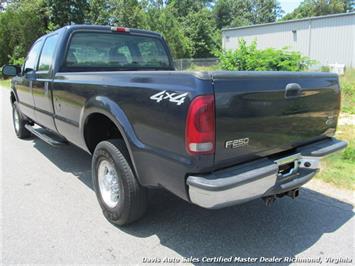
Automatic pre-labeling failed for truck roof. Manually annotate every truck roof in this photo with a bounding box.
[49,24,162,38]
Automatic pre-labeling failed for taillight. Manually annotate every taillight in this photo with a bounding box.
[111,27,130,32]
[185,95,215,155]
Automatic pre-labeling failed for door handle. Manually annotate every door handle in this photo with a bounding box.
[285,83,304,99]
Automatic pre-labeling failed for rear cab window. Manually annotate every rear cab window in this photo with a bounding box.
[62,32,172,71]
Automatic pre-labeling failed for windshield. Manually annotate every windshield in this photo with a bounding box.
[63,32,172,71]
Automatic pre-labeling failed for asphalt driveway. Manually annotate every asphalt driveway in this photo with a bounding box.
[1,88,354,265]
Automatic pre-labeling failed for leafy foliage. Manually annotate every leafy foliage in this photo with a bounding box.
[214,0,283,29]
[108,0,148,28]
[0,0,351,66]
[216,39,315,71]
[0,0,286,65]
[283,0,354,20]
[46,0,89,27]
[340,68,355,114]
[0,0,47,67]
[145,5,192,58]
[182,8,219,58]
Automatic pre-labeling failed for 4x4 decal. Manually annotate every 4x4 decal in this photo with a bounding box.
[150,90,188,106]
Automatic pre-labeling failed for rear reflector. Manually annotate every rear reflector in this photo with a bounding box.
[111,27,130,32]
[185,95,215,155]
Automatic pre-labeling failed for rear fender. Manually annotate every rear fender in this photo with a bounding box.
[80,96,144,179]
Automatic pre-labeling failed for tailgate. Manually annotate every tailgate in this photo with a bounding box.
[212,71,340,167]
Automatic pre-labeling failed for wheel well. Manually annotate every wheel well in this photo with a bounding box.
[84,113,123,153]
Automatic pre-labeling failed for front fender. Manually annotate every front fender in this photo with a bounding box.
[10,88,19,103]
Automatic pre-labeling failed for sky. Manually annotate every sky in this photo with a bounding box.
[279,0,303,15]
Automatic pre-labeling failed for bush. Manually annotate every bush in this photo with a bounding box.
[216,39,315,71]
[340,69,355,114]
[342,143,355,162]
[320,65,330,72]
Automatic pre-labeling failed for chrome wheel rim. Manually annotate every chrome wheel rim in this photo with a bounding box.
[13,108,20,132]
[98,160,120,208]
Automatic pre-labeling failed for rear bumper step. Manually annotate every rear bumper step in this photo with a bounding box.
[187,137,347,209]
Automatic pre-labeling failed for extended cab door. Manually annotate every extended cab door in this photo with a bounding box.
[32,34,59,131]
[15,39,44,120]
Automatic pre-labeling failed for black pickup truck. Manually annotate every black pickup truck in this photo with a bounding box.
[2,25,347,225]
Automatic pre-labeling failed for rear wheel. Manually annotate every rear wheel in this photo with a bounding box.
[12,102,31,139]
[92,139,147,225]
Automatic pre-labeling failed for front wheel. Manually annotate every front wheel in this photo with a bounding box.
[12,102,31,139]
[92,139,147,225]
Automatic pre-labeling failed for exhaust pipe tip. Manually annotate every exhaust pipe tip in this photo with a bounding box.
[263,195,276,207]
[286,189,299,199]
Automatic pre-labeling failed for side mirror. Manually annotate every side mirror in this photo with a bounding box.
[2,65,21,77]
[24,69,37,81]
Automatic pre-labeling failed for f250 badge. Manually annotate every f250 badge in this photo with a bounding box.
[225,138,249,149]
[150,90,188,106]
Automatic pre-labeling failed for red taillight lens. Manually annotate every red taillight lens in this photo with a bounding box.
[185,95,215,155]
[111,27,130,32]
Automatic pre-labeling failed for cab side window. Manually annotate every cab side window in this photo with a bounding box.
[23,40,44,72]
[38,35,59,72]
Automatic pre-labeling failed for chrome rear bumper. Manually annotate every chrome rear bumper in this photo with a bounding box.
[187,138,347,209]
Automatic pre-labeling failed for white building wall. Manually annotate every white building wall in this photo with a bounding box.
[222,13,355,67]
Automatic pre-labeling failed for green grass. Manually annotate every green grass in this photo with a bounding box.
[0,79,11,88]
[316,125,355,190]
[340,69,355,114]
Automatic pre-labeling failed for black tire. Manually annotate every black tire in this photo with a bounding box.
[12,102,31,139]
[92,139,147,226]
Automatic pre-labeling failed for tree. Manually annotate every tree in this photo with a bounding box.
[5,0,336,65]
[213,0,282,29]
[108,0,148,28]
[167,0,212,17]
[252,0,283,24]
[346,0,355,11]
[283,0,353,20]
[146,5,192,58]
[214,0,251,28]
[183,8,219,57]
[46,0,89,27]
[87,0,149,28]
[87,0,111,25]
[0,0,47,66]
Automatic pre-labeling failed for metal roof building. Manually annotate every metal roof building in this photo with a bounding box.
[222,12,355,68]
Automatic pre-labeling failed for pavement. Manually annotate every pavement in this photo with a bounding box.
[0,88,354,265]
